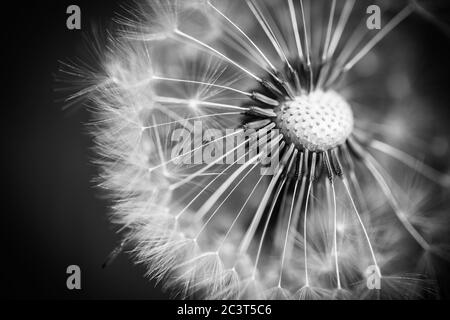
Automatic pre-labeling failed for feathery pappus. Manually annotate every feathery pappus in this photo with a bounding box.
[63,0,450,299]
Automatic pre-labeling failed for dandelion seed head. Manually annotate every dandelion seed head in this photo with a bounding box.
[65,0,450,300]
[276,90,353,151]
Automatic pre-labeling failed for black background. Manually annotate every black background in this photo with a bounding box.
[4,0,169,299]
[3,0,450,300]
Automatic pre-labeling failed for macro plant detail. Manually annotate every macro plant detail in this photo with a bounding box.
[66,0,450,299]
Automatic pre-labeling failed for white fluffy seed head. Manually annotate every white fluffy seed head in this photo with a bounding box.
[276,90,354,151]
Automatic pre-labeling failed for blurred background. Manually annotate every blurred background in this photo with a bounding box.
[2,0,450,299]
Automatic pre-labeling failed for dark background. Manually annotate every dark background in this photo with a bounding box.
[3,0,169,299]
[2,0,450,299]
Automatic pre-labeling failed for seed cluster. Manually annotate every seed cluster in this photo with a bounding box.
[276,90,354,151]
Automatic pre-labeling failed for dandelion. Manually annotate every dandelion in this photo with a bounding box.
[68,0,450,299]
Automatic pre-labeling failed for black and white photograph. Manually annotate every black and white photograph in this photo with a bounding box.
[4,0,450,309]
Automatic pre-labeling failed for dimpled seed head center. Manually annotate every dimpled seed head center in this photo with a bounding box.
[276,90,354,151]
